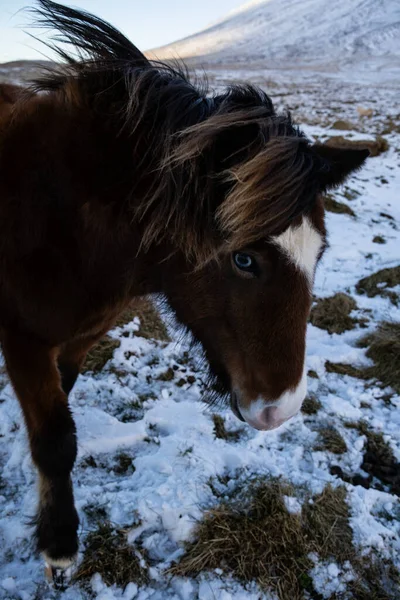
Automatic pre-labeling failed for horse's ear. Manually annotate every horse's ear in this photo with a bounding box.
[313,144,369,190]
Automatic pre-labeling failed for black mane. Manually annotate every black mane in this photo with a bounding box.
[32,0,149,68]
[30,1,276,125]
[29,1,317,264]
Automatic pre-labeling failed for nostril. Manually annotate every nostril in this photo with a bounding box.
[260,406,282,429]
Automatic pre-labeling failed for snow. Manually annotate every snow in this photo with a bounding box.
[0,63,399,600]
[310,559,354,598]
[150,0,400,79]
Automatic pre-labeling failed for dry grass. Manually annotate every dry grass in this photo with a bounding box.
[372,235,386,244]
[358,322,400,394]
[156,367,175,381]
[316,427,347,454]
[170,480,399,598]
[324,321,400,397]
[301,394,322,415]
[307,369,319,379]
[349,557,400,600]
[325,361,367,379]
[381,117,400,135]
[75,522,148,588]
[113,452,135,475]
[357,422,400,497]
[341,421,399,496]
[116,298,170,341]
[170,481,358,599]
[302,485,353,561]
[343,186,361,201]
[212,414,243,441]
[170,479,312,599]
[83,336,120,373]
[310,293,361,334]
[325,135,389,157]
[82,299,169,373]
[331,119,354,130]
[324,194,355,216]
[356,266,400,306]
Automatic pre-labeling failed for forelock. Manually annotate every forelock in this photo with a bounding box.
[217,134,317,252]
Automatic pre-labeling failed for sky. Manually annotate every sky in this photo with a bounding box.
[0,0,246,63]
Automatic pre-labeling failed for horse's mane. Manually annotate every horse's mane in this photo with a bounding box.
[30,0,319,263]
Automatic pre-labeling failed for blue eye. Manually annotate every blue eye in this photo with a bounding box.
[232,252,257,273]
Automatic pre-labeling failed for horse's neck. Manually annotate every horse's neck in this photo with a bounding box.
[0,87,184,299]
[0,83,23,105]
[0,83,21,125]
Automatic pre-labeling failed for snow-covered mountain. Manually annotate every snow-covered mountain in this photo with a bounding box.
[149,0,400,72]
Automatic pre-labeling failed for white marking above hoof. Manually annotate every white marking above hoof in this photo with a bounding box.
[44,552,77,588]
[43,552,77,570]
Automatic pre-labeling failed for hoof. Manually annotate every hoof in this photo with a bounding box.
[44,554,76,590]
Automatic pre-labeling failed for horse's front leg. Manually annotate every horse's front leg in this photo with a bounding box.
[57,327,112,395]
[1,331,79,583]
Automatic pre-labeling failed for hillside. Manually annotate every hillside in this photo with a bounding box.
[150,0,400,73]
[0,60,54,84]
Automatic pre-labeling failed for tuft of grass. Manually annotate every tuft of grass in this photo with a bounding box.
[358,322,400,394]
[343,186,361,201]
[307,369,319,379]
[324,321,400,396]
[156,367,175,381]
[113,452,135,475]
[301,394,322,415]
[75,522,148,589]
[324,135,389,157]
[83,336,120,373]
[330,464,372,491]
[325,361,367,379]
[357,422,400,496]
[212,414,243,441]
[170,478,400,598]
[302,485,353,561]
[331,119,354,130]
[169,479,312,599]
[170,481,361,599]
[316,427,347,454]
[80,455,98,469]
[381,117,400,135]
[324,194,355,216]
[372,235,386,244]
[83,504,108,522]
[116,298,170,341]
[310,293,359,334]
[356,266,400,306]
[341,421,399,496]
[349,557,400,600]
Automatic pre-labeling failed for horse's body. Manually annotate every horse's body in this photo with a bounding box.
[0,0,368,579]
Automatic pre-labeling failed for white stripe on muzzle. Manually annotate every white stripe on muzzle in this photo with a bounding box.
[239,369,307,431]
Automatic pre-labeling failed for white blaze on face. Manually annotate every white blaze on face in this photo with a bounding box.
[271,216,323,285]
[237,218,323,431]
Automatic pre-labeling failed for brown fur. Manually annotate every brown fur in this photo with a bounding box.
[0,0,368,570]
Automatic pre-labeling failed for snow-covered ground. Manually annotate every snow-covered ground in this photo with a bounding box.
[0,70,399,599]
[150,0,400,78]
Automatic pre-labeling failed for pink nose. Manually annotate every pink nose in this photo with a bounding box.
[245,406,288,431]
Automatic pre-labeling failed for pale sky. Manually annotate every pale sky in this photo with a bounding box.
[0,0,245,62]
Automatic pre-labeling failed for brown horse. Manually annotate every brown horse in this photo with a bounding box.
[0,0,368,580]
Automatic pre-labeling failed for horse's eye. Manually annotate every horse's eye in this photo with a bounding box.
[232,252,258,275]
